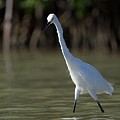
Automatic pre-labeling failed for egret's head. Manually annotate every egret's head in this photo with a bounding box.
[47,14,55,23]
[44,13,56,32]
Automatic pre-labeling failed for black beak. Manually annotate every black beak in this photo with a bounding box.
[43,22,51,32]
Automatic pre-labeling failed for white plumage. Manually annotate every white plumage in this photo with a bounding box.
[44,13,114,113]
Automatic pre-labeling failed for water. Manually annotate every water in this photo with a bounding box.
[0,50,120,120]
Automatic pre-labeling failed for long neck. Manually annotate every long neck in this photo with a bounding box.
[54,18,71,59]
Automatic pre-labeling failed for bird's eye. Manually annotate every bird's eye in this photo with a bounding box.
[51,18,54,22]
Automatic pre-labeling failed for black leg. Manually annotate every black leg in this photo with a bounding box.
[73,100,77,113]
[96,101,104,113]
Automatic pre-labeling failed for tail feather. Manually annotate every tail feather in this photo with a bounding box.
[107,82,114,95]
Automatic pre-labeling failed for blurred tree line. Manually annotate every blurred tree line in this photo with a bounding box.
[0,0,120,53]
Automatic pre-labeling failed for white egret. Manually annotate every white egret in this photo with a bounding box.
[44,13,114,113]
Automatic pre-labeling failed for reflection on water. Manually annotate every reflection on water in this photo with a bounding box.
[0,51,120,120]
[62,117,80,120]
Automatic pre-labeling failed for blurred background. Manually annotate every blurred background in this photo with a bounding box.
[0,0,120,53]
[0,0,120,119]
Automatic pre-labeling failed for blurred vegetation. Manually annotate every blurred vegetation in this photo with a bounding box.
[0,0,120,53]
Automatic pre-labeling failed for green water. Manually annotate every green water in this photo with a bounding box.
[0,51,120,120]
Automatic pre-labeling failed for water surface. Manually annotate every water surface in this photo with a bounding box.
[0,51,120,120]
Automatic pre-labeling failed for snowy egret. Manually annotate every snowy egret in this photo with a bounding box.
[44,14,114,113]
